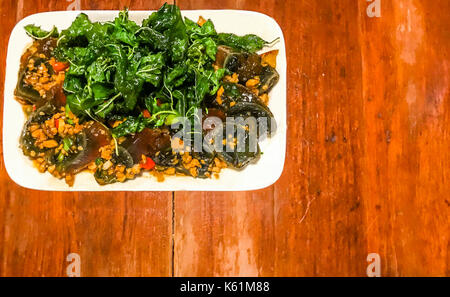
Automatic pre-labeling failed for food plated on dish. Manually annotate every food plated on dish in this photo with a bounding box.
[4,5,286,191]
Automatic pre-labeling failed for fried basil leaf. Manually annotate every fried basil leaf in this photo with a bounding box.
[24,24,59,39]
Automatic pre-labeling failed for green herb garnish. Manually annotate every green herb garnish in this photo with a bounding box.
[63,137,74,152]
[24,24,59,39]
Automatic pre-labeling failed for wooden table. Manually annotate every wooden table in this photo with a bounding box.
[0,0,448,277]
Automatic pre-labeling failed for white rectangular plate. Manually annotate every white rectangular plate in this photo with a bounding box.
[3,10,286,191]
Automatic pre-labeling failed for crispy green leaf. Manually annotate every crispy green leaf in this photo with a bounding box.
[135,52,165,87]
[24,24,58,39]
[216,33,268,53]
[112,114,148,138]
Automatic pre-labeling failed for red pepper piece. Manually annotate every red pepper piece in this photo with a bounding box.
[140,156,155,170]
[53,61,69,72]
[142,109,151,118]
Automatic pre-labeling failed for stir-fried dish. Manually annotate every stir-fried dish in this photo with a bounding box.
[15,4,280,186]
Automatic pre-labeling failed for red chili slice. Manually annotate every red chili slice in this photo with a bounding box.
[142,109,151,118]
[53,61,69,72]
[140,156,155,170]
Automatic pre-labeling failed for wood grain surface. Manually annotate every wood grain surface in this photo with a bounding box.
[0,0,448,277]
